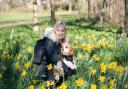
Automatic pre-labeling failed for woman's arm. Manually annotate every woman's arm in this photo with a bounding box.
[44,38,61,65]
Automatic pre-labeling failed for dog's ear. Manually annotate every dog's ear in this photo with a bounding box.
[69,47,75,56]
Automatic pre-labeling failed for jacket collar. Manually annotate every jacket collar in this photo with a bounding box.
[43,27,58,42]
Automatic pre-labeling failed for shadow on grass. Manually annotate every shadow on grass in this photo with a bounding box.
[12,16,118,34]
[39,16,118,33]
[65,17,118,33]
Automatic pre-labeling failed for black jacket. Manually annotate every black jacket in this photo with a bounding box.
[33,36,61,64]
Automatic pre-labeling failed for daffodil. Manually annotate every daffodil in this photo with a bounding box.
[75,35,82,40]
[90,84,97,89]
[91,69,97,76]
[47,64,53,70]
[46,81,51,87]
[101,85,107,89]
[100,64,107,73]
[50,81,55,86]
[61,82,67,89]
[108,62,117,70]
[72,45,78,49]
[109,79,115,89]
[28,85,34,89]
[15,64,21,70]
[92,54,100,61]
[99,76,106,83]
[88,35,95,41]
[21,70,27,76]
[24,61,31,69]
[115,66,124,73]
[46,81,55,87]
[41,84,45,89]
[98,38,109,47]
[84,44,94,52]
[57,82,67,89]
[17,54,22,60]
[76,79,84,87]
[28,47,32,53]
[80,44,85,49]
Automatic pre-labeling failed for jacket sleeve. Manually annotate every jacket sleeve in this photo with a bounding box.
[33,39,47,65]
[45,39,60,65]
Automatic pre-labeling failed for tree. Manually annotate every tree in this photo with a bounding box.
[69,0,72,12]
[123,0,128,37]
[60,0,62,11]
[33,0,40,31]
[75,0,80,14]
[50,0,56,23]
[87,0,91,18]
[108,0,112,19]
[99,0,107,26]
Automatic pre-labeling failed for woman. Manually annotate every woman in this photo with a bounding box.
[33,21,76,87]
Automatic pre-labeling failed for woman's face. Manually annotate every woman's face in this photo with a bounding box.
[54,26,65,41]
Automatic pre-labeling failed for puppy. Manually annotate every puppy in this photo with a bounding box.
[53,41,77,81]
[61,41,77,70]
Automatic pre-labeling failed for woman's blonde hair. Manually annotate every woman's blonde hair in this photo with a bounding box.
[53,21,66,31]
[53,21,67,43]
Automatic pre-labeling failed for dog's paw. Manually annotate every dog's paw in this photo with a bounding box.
[68,65,75,69]
[55,75,60,80]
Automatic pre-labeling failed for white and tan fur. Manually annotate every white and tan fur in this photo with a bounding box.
[43,27,58,42]
[61,41,77,70]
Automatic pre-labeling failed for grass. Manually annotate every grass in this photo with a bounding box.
[0,11,78,24]
[0,15,128,89]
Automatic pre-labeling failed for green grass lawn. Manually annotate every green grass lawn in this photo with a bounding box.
[0,11,78,24]
[0,16,128,89]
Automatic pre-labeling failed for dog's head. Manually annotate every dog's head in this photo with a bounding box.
[61,41,75,56]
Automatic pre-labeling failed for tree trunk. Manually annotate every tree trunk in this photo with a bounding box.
[88,0,91,18]
[69,0,72,12]
[109,0,112,19]
[60,0,62,11]
[75,0,80,14]
[36,0,43,12]
[99,0,104,26]
[93,0,97,17]
[123,0,128,37]
[99,0,106,26]
[9,0,14,9]
[91,0,93,17]
[33,0,40,31]
[50,0,56,23]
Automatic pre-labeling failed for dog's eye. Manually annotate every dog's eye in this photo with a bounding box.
[66,46,68,48]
